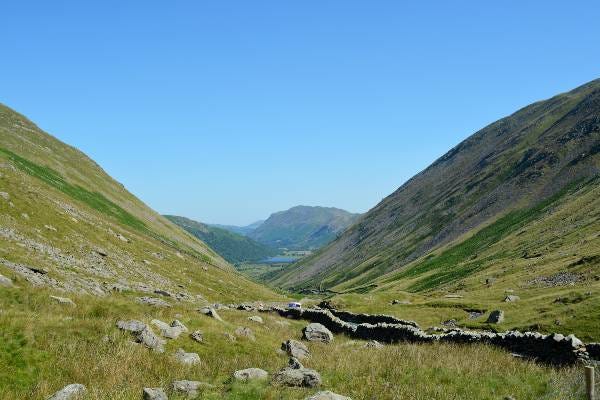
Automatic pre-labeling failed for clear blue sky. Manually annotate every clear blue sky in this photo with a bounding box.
[2,1,599,225]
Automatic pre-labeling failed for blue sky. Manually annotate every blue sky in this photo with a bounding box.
[2,1,599,225]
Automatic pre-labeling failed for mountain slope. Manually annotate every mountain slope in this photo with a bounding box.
[0,102,279,302]
[248,205,361,250]
[211,220,264,236]
[165,215,276,264]
[270,79,600,291]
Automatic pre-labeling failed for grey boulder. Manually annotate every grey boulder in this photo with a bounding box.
[302,323,333,343]
[143,387,167,400]
[233,368,269,381]
[47,384,86,400]
[305,391,352,400]
[174,349,200,366]
[281,339,310,359]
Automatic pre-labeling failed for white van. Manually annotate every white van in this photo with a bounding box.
[287,302,302,310]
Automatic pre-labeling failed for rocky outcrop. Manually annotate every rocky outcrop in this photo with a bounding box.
[190,330,204,343]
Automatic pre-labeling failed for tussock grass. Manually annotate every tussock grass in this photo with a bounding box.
[0,286,587,399]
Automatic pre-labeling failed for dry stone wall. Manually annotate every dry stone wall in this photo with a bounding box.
[262,305,590,366]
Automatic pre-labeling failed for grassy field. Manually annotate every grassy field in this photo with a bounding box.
[0,284,591,400]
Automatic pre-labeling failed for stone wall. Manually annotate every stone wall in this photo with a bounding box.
[266,306,590,366]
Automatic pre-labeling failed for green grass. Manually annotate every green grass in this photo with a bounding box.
[389,180,584,292]
[0,285,588,400]
[0,147,148,232]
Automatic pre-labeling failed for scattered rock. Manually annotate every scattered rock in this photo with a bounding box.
[273,362,322,388]
[0,274,13,287]
[485,277,496,286]
[302,323,333,343]
[95,248,108,257]
[305,391,352,400]
[117,320,147,333]
[171,380,212,398]
[190,330,204,343]
[504,295,520,302]
[0,192,9,201]
[48,383,86,400]
[154,289,174,297]
[391,299,411,305]
[486,310,504,324]
[171,320,188,332]
[117,234,129,243]
[234,327,255,341]
[198,306,222,321]
[50,295,76,306]
[151,319,184,339]
[248,315,263,324]
[237,303,255,311]
[136,297,171,308]
[136,326,166,353]
[288,356,304,369]
[143,387,168,400]
[233,368,269,381]
[44,225,57,232]
[174,348,200,366]
[282,339,310,359]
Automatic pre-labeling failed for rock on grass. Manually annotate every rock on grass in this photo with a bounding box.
[47,384,86,400]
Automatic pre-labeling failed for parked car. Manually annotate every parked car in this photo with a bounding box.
[287,302,302,310]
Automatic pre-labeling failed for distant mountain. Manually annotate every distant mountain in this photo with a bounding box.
[211,220,265,236]
[248,206,361,250]
[269,78,600,291]
[166,215,276,264]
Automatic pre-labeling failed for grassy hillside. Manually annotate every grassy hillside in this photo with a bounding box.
[0,102,279,304]
[165,215,277,264]
[271,79,600,293]
[249,206,361,250]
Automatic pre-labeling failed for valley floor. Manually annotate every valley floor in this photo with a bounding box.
[0,285,591,400]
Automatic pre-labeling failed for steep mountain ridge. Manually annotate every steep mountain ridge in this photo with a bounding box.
[248,205,361,250]
[270,79,600,291]
[0,103,277,302]
[165,215,277,264]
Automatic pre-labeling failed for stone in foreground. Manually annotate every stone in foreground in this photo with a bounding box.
[305,391,352,400]
[282,339,310,359]
[174,348,201,366]
[302,323,334,343]
[273,359,322,388]
[233,368,269,381]
[48,384,86,400]
[136,326,166,353]
[143,387,168,400]
[116,320,147,333]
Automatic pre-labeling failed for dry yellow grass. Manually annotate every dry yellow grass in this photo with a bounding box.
[0,286,589,400]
